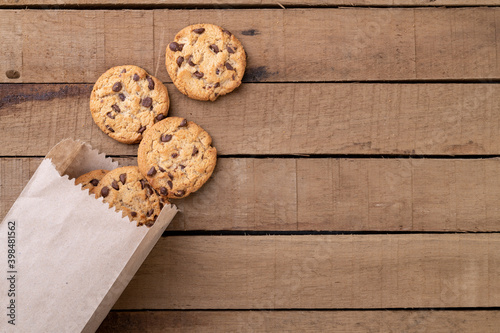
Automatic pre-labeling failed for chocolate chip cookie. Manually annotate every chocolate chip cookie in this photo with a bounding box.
[165,24,246,101]
[137,117,217,199]
[94,166,167,227]
[90,65,170,144]
[75,169,109,194]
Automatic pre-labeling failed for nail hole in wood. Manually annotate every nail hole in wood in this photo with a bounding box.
[6,70,20,79]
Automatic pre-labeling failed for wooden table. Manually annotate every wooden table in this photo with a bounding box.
[1,1,500,331]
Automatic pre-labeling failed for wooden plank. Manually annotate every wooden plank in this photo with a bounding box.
[3,157,500,231]
[1,8,499,83]
[1,83,499,156]
[98,310,500,332]
[3,0,500,8]
[112,234,500,309]
[415,8,500,80]
[0,10,22,81]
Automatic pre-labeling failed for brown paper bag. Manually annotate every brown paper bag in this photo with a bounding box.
[0,139,177,332]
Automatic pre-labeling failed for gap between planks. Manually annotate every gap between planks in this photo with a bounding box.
[2,0,500,9]
[97,309,500,332]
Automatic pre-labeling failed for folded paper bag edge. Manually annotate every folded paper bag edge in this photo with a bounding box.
[45,139,119,178]
[45,138,85,176]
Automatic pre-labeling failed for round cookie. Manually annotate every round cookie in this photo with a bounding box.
[90,65,170,144]
[95,166,167,227]
[75,169,109,194]
[165,24,246,101]
[137,117,217,199]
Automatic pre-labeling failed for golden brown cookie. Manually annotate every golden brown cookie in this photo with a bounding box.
[165,24,246,101]
[137,117,217,199]
[90,65,170,144]
[94,166,167,227]
[75,169,109,194]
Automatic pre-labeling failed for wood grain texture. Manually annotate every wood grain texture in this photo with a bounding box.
[1,8,499,83]
[3,157,500,231]
[98,310,500,333]
[1,83,499,156]
[4,0,500,7]
[113,234,500,309]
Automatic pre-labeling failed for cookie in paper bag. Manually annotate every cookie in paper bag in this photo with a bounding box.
[95,166,167,227]
[75,169,109,194]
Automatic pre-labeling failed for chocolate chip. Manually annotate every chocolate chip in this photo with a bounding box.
[111,104,120,112]
[179,119,187,127]
[214,82,220,88]
[106,112,115,119]
[161,134,172,142]
[101,186,109,198]
[106,125,115,133]
[192,146,199,156]
[210,44,220,53]
[180,165,186,170]
[111,180,119,190]
[232,74,236,80]
[158,166,166,172]
[174,190,185,197]
[156,114,165,121]
[188,57,196,66]
[146,186,154,197]
[133,74,139,81]
[147,166,157,177]
[147,76,155,90]
[169,42,180,51]
[193,71,204,79]
[142,97,152,108]
[90,179,99,186]
[118,93,126,101]
[222,28,232,36]
[167,180,173,189]
[138,126,147,134]
[176,56,184,67]
[193,27,205,34]
[171,153,178,158]
[140,179,146,189]
[168,173,174,180]
[121,68,126,73]
[227,46,235,54]
[131,211,137,217]
[120,173,127,184]
[112,82,122,92]
[215,68,220,75]
[225,62,234,70]
[160,187,168,195]
[146,209,154,217]
[159,202,164,210]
